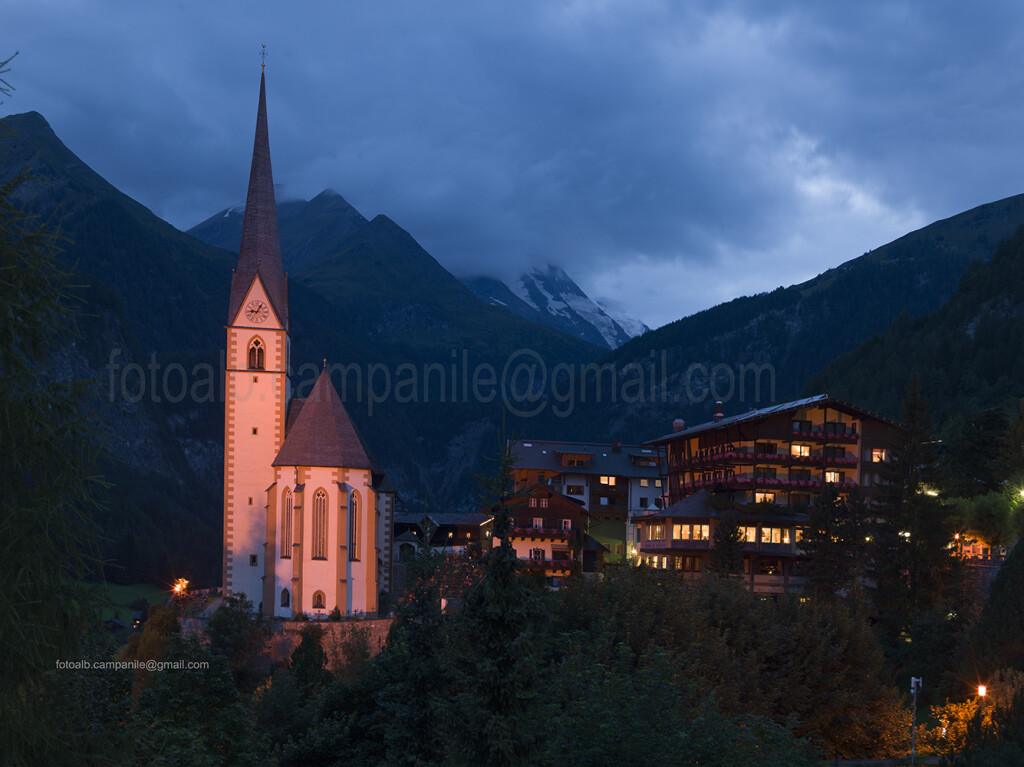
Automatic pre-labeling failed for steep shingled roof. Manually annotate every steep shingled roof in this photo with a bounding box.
[646,394,897,445]
[228,71,288,328]
[273,367,373,469]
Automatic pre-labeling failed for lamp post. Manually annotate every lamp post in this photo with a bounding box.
[910,677,922,763]
[975,684,988,741]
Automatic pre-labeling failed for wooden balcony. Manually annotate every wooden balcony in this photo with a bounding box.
[640,538,710,553]
[511,526,573,542]
[521,558,575,572]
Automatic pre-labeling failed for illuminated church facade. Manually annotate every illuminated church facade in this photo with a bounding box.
[222,71,394,617]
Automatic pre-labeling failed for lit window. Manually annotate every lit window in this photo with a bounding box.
[654,479,663,488]
[739,526,756,543]
[529,498,538,507]
[530,548,544,560]
[755,492,775,504]
[312,591,326,610]
[640,478,649,487]
[872,448,887,463]
[248,338,265,370]
[533,517,543,529]
[600,475,616,486]
[312,489,328,560]
[759,527,791,545]
[561,519,572,530]
[825,470,842,484]
[695,524,710,540]
[540,498,549,508]
[791,444,810,457]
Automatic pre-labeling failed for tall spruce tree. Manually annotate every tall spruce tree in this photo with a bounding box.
[801,486,867,602]
[871,376,959,647]
[708,508,745,577]
[0,63,106,763]
[999,400,1024,490]
[447,432,549,767]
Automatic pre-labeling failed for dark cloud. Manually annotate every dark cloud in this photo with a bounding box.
[7,1,1024,328]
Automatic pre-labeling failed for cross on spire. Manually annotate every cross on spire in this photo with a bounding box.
[260,44,267,71]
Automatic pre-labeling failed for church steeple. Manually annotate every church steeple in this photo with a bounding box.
[228,70,288,328]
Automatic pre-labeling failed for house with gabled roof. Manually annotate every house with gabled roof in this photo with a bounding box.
[497,484,607,587]
[511,440,662,563]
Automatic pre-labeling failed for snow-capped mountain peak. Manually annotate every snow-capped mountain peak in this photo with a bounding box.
[464,264,649,349]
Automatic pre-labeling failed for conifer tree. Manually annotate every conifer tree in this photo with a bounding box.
[289,623,332,695]
[0,58,105,763]
[447,431,549,767]
[708,508,744,577]
[871,375,959,646]
[801,486,867,602]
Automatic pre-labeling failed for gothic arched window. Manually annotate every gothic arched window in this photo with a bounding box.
[281,588,290,608]
[348,492,359,561]
[312,590,326,610]
[280,489,293,558]
[312,489,328,560]
[248,338,265,370]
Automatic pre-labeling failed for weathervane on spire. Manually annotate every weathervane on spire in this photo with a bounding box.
[260,44,267,71]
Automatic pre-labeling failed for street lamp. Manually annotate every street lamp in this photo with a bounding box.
[978,685,987,698]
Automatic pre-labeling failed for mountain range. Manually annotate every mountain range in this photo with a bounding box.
[577,192,1024,443]
[6,107,1024,586]
[191,199,647,350]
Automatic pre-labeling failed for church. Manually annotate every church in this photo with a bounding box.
[222,70,395,618]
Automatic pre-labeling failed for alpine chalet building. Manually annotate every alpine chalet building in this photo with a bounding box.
[636,395,898,593]
[511,440,662,563]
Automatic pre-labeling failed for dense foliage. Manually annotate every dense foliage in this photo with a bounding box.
[0,103,105,763]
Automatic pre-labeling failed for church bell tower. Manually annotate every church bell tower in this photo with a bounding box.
[222,69,290,606]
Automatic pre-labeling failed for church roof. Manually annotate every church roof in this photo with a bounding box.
[273,367,374,470]
[229,71,288,328]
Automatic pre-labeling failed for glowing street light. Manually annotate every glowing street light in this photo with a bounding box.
[978,685,987,697]
[172,578,189,594]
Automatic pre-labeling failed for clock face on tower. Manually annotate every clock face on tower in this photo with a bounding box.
[245,299,270,324]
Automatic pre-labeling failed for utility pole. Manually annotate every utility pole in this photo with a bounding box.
[910,677,922,764]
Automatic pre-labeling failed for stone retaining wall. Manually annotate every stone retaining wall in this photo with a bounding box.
[180,616,392,673]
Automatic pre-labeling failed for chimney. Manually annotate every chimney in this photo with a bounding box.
[714,401,724,422]
[672,418,686,432]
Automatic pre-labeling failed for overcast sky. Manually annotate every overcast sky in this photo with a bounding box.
[7,1,1024,329]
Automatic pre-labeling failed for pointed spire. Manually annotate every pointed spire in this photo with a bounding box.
[228,70,288,327]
